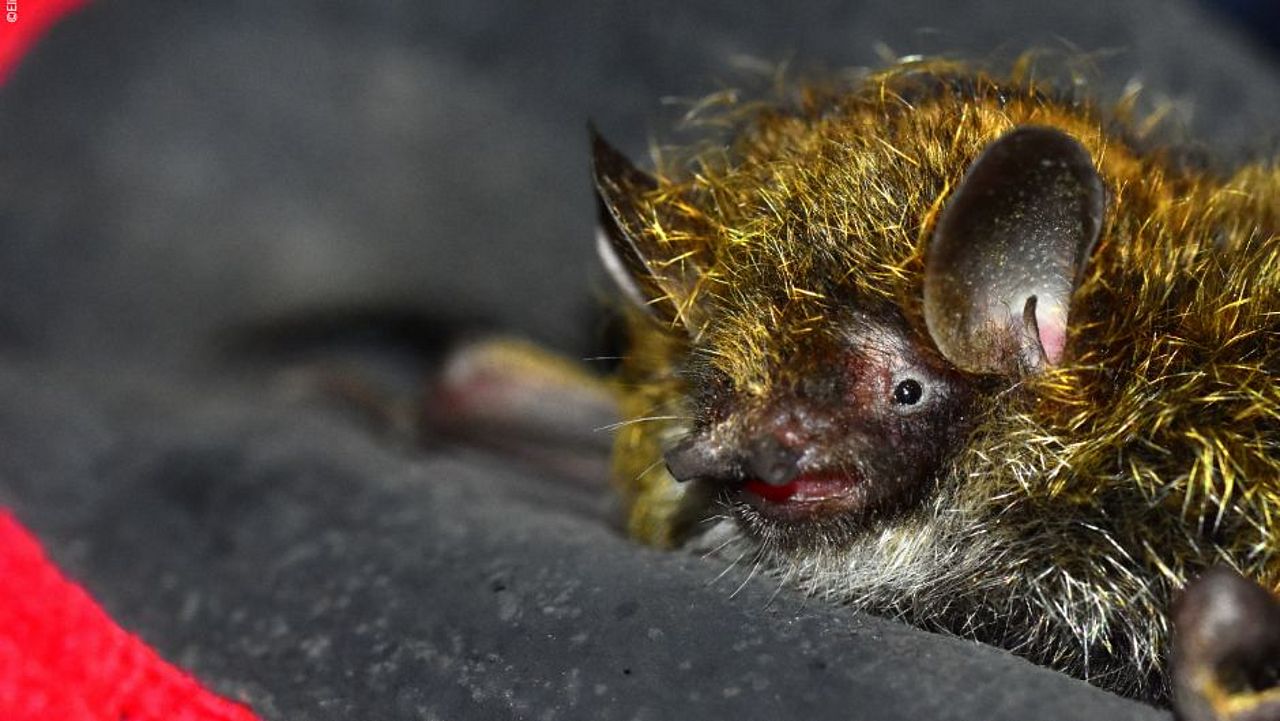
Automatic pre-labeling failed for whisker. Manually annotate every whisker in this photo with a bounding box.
[632,458,667,483]
[730,552,765,599]
[700,533,739,560]
[594,415,691,432]
[708,549,751,587]
[765,566,795,609]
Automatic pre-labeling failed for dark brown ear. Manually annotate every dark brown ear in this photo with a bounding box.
[923,126,1105,375]
[1172,567,1280,721]
[591,126,706,328]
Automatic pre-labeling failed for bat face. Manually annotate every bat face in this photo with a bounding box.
[592,86,1101,552]
[589,64,1280,710]
[663,307,981,551]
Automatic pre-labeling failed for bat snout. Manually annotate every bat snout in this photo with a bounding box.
[663,431,809,488]
[745,434,804,487]
[663,393,835,487]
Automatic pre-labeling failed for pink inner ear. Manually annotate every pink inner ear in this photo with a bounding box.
[1037,302,1068,366]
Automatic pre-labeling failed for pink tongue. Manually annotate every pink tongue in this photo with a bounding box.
[744,472,855,503]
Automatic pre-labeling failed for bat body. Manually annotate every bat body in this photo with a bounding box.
[590,61,1280,712]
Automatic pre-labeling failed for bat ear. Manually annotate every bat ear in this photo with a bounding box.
[923,126,1105,375]
[591,125,707,330]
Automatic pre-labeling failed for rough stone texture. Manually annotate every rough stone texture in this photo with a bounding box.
[0,0,1275,719]
[0,363,1169,721]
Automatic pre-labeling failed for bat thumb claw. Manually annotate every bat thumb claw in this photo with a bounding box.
[1172,567,1280,721]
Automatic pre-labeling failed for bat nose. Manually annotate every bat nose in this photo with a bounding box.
[664,436,734,483]
[664,434,803,487]
[745,435,802,486]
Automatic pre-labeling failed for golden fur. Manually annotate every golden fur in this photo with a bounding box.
[606,60,1280,699]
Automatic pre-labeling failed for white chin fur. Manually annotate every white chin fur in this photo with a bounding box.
[683,499,1165,697]
[686,503,997,614]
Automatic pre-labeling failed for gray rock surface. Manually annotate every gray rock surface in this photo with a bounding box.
[0,0,1276,719]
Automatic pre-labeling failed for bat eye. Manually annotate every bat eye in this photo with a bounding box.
[892,378,924,406]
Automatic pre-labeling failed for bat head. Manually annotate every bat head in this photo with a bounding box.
[593,120,1104,548]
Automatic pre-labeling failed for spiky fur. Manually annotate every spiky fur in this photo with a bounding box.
[607,60,1280,701]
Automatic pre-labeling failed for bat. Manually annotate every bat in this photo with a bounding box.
[437,58,1280,720]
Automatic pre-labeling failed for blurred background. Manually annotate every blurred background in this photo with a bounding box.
[1209,0,1280,54]
[1,0,1278,372]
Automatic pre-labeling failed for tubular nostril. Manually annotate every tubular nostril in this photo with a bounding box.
[663,436,734,483]
[746,435,803,487]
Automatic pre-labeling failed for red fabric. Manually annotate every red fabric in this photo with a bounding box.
[2,6,264,717]
[0,511,262,721]
[0,0,87,82]
[1,5,264,718]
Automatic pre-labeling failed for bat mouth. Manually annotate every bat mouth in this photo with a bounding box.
[734,470,867,521]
